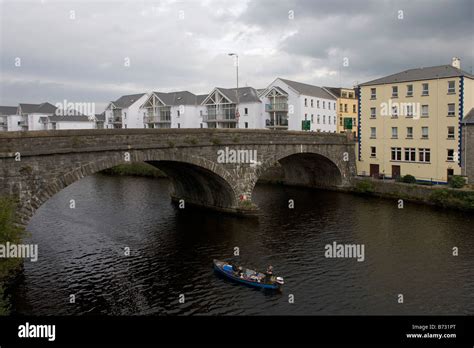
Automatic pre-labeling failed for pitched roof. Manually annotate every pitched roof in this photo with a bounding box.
[359,65,474,86]
[113,93,146,108]
[215,87,261,103]
[0,106,18,115]
[462,108,474,125]
[19,102,57,114]
[278,78,336,100]
[95,112,106,122]
[196,94,208,105]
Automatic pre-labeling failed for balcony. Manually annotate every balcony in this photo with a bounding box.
[265,119,288,129]
[265,103,288,112]
[145,115,171,124]
[112,117,122,124]
[203,112,237,123]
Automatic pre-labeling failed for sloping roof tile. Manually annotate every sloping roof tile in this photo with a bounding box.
[359,65,474,86]
[278,78,336,100]
[0,106,18,115]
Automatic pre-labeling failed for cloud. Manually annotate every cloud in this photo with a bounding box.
[0,0,472,111]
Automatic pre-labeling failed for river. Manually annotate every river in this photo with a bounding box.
[11,175,474,315]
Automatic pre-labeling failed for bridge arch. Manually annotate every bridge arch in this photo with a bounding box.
[249,150,344,197]
[19,149,239,227]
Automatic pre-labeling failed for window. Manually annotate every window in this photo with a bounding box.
[391,147,402,161]
[245,122,248,129]
[404,148,416,161]
[406,84,413,97]
[311,99,314,107]
[340,103,343,111]
[391,105,398,117]
[370,107,376,119]
[344,104,348,113]
[370,88,376,99]
[447,103,455,117]
[328,116,331,125]
[353,105,356,113]
[421,105,429,117]
[448,81,455,94]
[447,149,455,161]
[200,110,203,116]
[323,101,326,109]
[421,127,429,139]
[311,114,314,123]
[392,86,398,98]
[406,127,413,139]
[406,104,414,117]
[304,113,308,120]
[391,127,398,139]
[317,115,320,124]
[328,103,331,110]
[177,123,180,128]
[323,115,326,124]
[333,116,336,125]
[200,123,203,128]
[447,126,455,139]
[305,98,308,107]
[419,148,431,162]
[370,147,376,158]
[334,103,336,109]
[177,110,180,117]
[339,118,343,126]
[317,100,320,108]
[422,83,429,96]
[370,127,376,138]
[244,108,248,115]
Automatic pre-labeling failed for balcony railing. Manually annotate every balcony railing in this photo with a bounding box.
[203,112,237,122]
[265,103,289,112]
[112,117,122,123]
[145,116,171,123]
[265,119,288,128]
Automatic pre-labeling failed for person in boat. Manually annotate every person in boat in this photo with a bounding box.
[266,265,273,275]
[237,266,243,277]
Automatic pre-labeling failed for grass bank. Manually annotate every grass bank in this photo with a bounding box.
[100,162,166,178]
[0,196,27,315]
[353,178,474,211]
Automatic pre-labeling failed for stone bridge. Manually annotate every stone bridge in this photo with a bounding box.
[0,129,356,226]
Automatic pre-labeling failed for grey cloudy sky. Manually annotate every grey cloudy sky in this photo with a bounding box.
[0,0,473,112]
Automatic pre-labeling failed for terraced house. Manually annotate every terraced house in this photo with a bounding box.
[140,91,207,129]
[0,103,94,131]
[201,87,262,129]
[104,93,148,129]
[324,87,359,138]
[260,78,337,132]
[358,58,474,184]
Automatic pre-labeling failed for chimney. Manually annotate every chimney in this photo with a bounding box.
[452,57,461,69]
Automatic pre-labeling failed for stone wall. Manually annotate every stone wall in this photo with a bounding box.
[0,129,356,226]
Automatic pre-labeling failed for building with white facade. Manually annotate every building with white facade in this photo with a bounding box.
[140,91,206,129]
[201,87,262,129]
[104,93,148,129]
[0,103,94,131]
[260,78,337,132]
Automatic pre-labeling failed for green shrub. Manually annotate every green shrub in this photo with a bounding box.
[100,163,166,178]
[401,175,417,184]
[448,175,466,189]
[0,197,27,315]
[354,180,375,193]
[429,189,474,210]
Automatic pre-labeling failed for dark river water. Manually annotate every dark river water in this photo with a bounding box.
[11,175,474,315]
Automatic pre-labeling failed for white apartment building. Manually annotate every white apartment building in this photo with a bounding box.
[140,91,206,129]
[260,78,338,132]
[104,93,148,129]
[201,87,262,129]
[0,103,94,131]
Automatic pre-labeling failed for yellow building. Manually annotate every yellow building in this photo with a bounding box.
[325,87,358,138]
[357,58,474,184]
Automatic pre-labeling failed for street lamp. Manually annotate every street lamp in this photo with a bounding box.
[228,53,239,128]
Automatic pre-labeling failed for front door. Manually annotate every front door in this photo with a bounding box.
[447,169,454,182]
[392,165,401,179]
[370,164,379,178]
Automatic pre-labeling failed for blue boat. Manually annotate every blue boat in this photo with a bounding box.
[213,259,284,290]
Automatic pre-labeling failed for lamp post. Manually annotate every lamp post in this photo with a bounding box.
[228,53,239,128]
